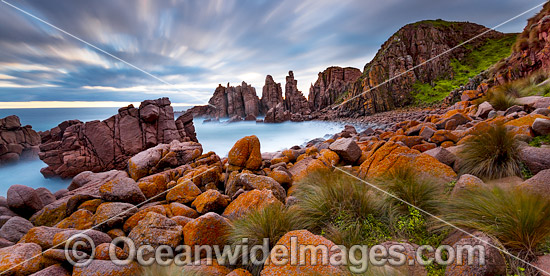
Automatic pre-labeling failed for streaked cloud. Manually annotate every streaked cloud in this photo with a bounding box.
[0,0,543,107]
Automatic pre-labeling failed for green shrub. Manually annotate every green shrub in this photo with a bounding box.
[443,186,550,257]
[228,203,303,275]
[293,170,386,233]
[529,134,550,147]
[458,124,521,180]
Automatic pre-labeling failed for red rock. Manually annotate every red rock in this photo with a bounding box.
[38,98,197,178]
[191,189,229,214]
[0,243,42,276]
[183,212,231,248]
[228,135,262,171]
[308,66,362,110]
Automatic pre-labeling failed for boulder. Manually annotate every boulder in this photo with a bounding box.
[166,179,202,204]
[228,268,254,276]
[520,169,550,195]
[191,189,229,214]
[127,212,183,250]
[0,216,34,243]
[99,177,146,204]
[222,189,283,220]
[122,205,166,233]
[228,135,262,171]
[7,185,43,217]
[532,255,550,276]
[0,243,42,275]
[452,174,484,195]
[69,170,129,191]
[226,173,286,203]
[183,258,232,276]
[72,260,141,276]
[534,97,550,109]
[328,138,362,163]
[444,231,506,275]
[288,157,329,183]
[532,118,550,136]
[424,147,456,167]
[533,108,550,116]
[261,230,345,275]
[169,202,199,219]
[35,188,56,207]
[39,98,198,178]
[53,229,112,253]
[18,226,66,250]
[29,264,70,276]
[520,146,550,174]
[475,101,494,118]
[128,141,202,180]
[183,212,231,248]
[55,209,94,230]
[92,202,137,230]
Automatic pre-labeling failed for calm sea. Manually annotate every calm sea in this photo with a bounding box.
[0,108,360,196]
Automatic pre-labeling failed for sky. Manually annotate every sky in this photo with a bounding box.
[0,0,544,108]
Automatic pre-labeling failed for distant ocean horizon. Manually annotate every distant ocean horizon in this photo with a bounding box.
[0,107,361,196]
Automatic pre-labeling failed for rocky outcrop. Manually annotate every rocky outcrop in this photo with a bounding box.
[260,75,284,114]
[340,20,506,117]
[189,82,260,120]
[284,71,310,115]
[492,3,550,83]
[308,66,362,110]
[38,98,197,178]
[0,115,40,164]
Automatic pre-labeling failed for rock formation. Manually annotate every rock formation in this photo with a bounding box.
[38,98,197,178]
[340,20,506,117]
[284,71,310,115]
[187,82,260,120]
[0,115,41,164]
[308,66,362,110]
[260,75,284,114]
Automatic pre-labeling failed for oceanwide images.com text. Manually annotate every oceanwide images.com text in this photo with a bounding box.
[65,234,486,273]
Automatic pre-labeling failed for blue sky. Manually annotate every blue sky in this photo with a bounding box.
[0,0,544,107]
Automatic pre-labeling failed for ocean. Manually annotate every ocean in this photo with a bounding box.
[0,108,362,196]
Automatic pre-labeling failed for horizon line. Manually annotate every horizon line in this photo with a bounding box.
[0,101,196,109]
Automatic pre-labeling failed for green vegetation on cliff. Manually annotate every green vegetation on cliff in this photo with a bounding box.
[414,34,517,104]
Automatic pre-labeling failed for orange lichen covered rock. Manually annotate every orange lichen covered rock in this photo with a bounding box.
[183,212,231,248]
[411,143,437,152]
[359,141,456,183]
[166,179,202,204]
[0,243,42,276]
[94,243,127,261]
[228,268,254,276]
[430,130,459,144]
[122,205,166,233]
[261,230,345,276]
[505,114,550,136]
[169,202,199,218]
[389,135,424,148]
[228,135,262,170]
[77,199,103,213]
[191,189,229,214]
[222,189,283,220]
[55,209,94,230]
[183,258,232,275]
[288,157,329,183]
[127,212,183,249]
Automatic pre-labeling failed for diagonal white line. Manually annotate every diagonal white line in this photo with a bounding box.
[0,166,217,275]
[1,0,215,108]
[333,2,547,110]
[333,166,550,275]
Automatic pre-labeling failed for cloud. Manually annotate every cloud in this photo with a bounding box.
[0,0,543,105]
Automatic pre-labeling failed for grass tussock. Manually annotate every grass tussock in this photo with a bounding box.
[292,170,385,233]
[228,203,303,275]
[140,265,207,276]
[377,166,443,217]
[443,186,550,258]
[458,124,521,180]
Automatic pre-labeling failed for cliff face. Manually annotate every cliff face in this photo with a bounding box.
[339,20,506,117]
[493,3,550,83]
[39,98,197,178]
[308,66,362,110]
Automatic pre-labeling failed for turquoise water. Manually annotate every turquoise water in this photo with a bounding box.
[0,108,361,196]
